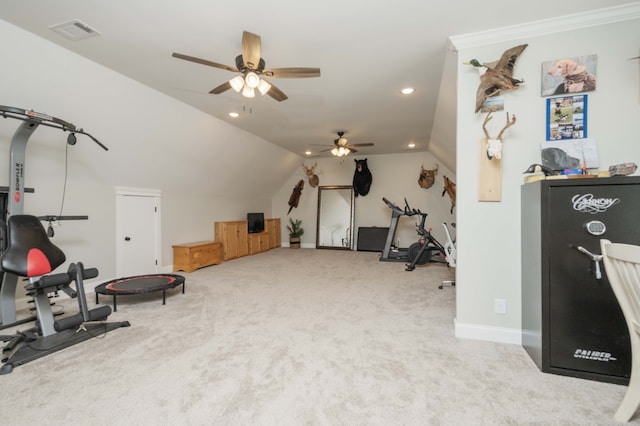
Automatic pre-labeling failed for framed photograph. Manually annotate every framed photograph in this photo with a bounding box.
[541,138,599,171]
[546,95,587,141]
[541,54,597,96]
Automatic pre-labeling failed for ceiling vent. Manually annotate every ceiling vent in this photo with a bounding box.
[49,19,100,41]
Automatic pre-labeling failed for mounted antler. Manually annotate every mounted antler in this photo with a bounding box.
[482,111,517,160]
[302,162,319,188]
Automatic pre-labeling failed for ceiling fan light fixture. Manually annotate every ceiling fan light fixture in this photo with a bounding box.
[257,79,271,95]
[331,146,350,157]
[242,85,255,98]
[245,72,260,89]
[229,75,244,92]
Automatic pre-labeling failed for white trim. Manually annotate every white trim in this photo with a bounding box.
[454,318,522,345]
[114,186,162,197]
[281,242,316,249]
[449,2,640,50]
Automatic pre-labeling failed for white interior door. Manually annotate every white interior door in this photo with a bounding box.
[115,188,161,277]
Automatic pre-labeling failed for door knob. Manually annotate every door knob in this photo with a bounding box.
[125,236,131,241]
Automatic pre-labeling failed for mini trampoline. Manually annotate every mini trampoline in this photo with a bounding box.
[95,274,185,311]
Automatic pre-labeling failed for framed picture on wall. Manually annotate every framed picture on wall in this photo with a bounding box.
[541,54,597,96]
[540,138,599,171]
[546,95,587,141]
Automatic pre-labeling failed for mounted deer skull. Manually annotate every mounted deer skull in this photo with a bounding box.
[302,162,319,188]
[418,163,438,189]
[482,111,517,160]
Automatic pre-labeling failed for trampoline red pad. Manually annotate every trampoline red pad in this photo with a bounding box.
[96,274,185,295]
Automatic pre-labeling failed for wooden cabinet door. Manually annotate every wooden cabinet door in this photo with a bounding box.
[235,222,249,257]
[216,222,237,260]
[266,218,281,249]
[227,222,240,259]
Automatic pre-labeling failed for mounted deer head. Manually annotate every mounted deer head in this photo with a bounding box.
[482,111,517,160]
[418,163,438,189]
[302,162,319,188]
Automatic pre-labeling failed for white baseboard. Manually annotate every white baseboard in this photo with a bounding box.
[281,242,315,249]
[454,318,522,345]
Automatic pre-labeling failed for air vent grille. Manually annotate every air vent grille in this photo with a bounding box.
[49,19,100,41]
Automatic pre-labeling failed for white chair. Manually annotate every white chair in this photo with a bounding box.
[601,239,640,422]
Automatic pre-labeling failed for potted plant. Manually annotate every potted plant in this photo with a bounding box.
[287,218,304,249]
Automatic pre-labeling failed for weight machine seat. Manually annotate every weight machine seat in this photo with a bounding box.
[1,215,65,278]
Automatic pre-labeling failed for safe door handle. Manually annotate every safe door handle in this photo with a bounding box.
[576,246,603,279]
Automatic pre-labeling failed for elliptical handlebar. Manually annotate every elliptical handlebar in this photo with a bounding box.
[0,105,108,151]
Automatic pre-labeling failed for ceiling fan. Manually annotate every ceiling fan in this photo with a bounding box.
[172,31,320,102]
[320,132,374,157]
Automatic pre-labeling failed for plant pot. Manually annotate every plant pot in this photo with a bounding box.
[289,237,301,249]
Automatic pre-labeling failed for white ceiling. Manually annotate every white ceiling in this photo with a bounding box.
[0,0,634,162]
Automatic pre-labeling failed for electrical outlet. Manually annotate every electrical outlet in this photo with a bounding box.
[495,298,507,315]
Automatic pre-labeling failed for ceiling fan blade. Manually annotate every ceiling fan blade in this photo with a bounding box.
[348,143,374,148]
[263,67,321,78]
[172,52,237,72]
[265,81,288,102]
[242,31,262,70]
[209,81,232,94]
[349,148,359,153]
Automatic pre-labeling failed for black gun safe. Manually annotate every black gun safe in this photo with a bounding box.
[521,176,640,385]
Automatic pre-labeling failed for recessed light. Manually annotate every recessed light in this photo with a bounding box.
[305,150,312,156]
[401,87,415,95]
[407,143,416,149]
[228,112,239,118]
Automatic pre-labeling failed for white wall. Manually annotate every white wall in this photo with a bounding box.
[452,8,640,343]
[0,19,299,280]
[272,153,456,251]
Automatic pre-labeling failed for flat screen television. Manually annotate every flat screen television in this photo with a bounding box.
[247,212,265,234]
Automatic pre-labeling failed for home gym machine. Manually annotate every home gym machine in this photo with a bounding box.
[0,105,129,374]
[380,197,456,274]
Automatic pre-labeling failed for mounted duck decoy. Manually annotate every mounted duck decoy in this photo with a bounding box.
[523,163,555,176]
[465,44,528,113]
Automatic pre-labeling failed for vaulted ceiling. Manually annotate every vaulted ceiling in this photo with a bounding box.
[1,0,634,170]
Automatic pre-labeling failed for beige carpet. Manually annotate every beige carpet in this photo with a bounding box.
[0,248,635,425]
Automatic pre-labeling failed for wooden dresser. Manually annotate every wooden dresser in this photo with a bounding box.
[172,241,222,272]
[215,218,281,260]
